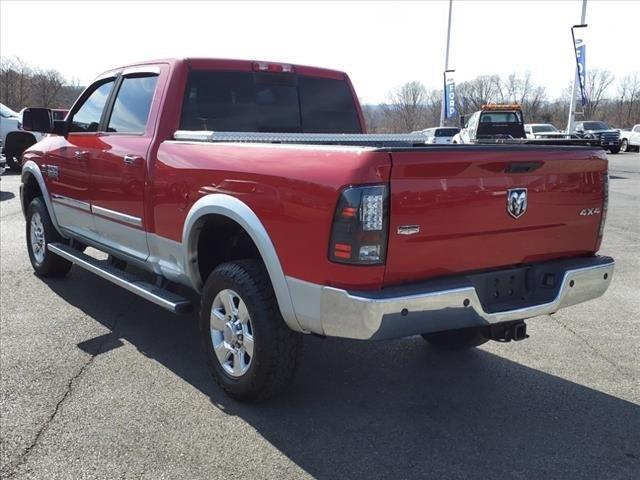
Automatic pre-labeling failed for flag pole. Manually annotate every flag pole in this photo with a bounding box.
[566,0,588,133]
[440,0,454,127]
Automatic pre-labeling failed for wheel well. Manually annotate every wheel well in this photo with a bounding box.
[22,173,43,212]
[195,215,262,285]
[5,131,37,157]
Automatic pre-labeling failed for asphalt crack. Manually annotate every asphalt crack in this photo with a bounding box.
[551,315,638,382]
[1,299,135,479]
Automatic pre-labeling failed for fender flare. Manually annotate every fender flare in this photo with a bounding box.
[21,160,65,237]
[182,194,304,333]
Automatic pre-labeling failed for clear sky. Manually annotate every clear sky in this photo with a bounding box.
[1,0,638,104]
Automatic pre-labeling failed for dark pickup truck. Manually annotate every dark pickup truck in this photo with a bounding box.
[574,121,621,154]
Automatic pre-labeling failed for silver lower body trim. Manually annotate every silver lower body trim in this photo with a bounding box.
[92,204,142,227]
[288,257,615,340]
[51,193,91,212]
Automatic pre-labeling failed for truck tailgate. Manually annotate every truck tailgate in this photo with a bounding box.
[385,147,607,285]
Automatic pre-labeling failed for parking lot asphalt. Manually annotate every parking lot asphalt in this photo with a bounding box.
[1,152,639,480]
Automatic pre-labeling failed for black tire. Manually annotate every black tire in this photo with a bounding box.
[421,327,489,351]
[620,139,628,153]
[26,197,72,277]
[199,260,302,401]
[609,146,620,154]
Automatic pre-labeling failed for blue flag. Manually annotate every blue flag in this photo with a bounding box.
[444,76,457,119]
[575,38,588,106]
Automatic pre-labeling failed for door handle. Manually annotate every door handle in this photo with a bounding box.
[123,154,142,166]
[74,150,89,159]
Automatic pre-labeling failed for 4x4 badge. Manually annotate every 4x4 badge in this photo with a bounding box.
[507,188,527,219]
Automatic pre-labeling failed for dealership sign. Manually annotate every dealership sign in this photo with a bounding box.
[444,75,457,119]
[574,38,588,106]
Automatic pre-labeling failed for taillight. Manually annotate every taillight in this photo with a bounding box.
[329,185,389,265]
[594,170,609,251]
[598,171,609,240]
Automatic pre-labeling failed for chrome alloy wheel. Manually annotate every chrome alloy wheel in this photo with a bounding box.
[30,212,46,265]
[210,289,254,378]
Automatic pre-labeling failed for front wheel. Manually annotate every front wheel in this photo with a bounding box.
[26,197,72,277]
[620,139,628,153]
[199,260,302,401]
[422,327,489,351]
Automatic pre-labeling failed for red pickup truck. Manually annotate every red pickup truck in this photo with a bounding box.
[20,58,614,401]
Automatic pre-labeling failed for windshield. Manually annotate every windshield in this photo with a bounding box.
[479,111,522,124]
[180,71,361,133]
[0,104,19,118]
[435,128,460,137]
[532,125,558,133]
[583,121,609,130]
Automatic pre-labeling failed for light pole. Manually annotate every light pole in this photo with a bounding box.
[566,0,588,133]
[440,0,454,127]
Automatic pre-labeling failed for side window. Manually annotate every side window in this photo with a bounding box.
[70,80,115,133]
[107,75,158,134]
[633,126,640,133]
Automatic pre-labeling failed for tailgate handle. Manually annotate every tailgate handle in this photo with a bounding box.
[506,162,543,173]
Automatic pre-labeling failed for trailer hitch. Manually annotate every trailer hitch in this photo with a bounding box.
[489,321,529,342]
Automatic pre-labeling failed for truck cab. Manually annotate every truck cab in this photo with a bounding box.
[453,104,525,144]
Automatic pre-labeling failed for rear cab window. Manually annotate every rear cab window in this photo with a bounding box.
[435,128,459,137]
[180,70,362,133]
[107,75,158,134]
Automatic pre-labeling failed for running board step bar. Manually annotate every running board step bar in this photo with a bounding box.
[48,243,193,314]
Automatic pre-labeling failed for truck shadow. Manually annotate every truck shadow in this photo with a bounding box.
[43,268,639,480]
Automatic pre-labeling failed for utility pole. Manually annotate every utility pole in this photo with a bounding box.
[440,0,453,127]
[566,0,588,134]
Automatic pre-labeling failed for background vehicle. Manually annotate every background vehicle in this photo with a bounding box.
[0,103,43,172]
[413,126,460,144]
[524,123,570,139]
[0,141,6,176]
[619,124,640,152]
[452,104,526,143]
[19,58,614,401]
[574,121,621,154]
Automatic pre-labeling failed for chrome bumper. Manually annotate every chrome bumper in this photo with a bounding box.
[294,257,615,340]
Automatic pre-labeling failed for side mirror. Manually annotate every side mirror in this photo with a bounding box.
[22,107,67,135]
[22,108,53,133]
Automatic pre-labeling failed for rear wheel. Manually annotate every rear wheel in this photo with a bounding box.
[609,146,620,154]
[199,260,302,401]
[26,197,72,277]
[422,327,489,351]
[620,139,628,153]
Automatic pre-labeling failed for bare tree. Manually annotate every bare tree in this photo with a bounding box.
[0,56,79,110]
[455,75,501,114]
[31,69,65,107]
[381,81,429,132]
[583,69,615,119]
[615,73,640,127]
[0,57,32,109]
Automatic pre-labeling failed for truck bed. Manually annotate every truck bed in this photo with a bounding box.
[168,130,608,288]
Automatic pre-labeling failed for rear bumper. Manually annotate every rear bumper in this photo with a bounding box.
[288,256,614,340]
